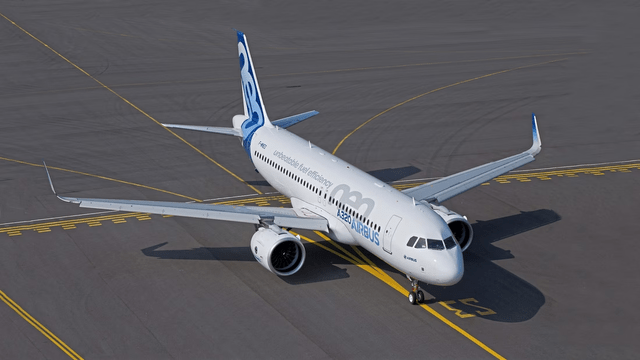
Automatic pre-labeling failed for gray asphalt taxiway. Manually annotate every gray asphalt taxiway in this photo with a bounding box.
[1,1,639,359]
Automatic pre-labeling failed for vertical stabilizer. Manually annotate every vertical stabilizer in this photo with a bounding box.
[237,30,272,154]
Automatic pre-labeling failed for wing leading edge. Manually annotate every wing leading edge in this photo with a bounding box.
[403,114,542,204]
[43,163,328,232]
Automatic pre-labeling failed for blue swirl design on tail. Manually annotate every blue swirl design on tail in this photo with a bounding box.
[237,31,268,156]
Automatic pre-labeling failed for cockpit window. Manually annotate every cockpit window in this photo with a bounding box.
[406,236,418,247]
[427,239,445,250]
[443,236,457,249]
[415,238,426,248]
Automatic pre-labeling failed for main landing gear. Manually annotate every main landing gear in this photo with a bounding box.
[406,275,425,305]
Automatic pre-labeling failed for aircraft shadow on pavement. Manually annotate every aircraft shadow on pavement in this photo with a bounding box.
[367,166,422,182]
[141,209,558,321]
[423,209,561,322]
[140,241,350,284]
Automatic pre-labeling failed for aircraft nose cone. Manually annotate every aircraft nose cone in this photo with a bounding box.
[436,248,464,286]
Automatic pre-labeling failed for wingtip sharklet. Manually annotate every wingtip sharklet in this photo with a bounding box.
[42,161,75,203]
[529,113,542,156]
[43,161,57,195]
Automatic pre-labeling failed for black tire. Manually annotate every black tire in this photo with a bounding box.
[416,290,425,304]
[408,291,417,305]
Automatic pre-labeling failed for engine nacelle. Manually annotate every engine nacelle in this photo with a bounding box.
[250,226,306,276]
[430,204,474,251]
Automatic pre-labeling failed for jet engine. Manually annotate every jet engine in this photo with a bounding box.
[429,204,474,251]
[250,225,306,276]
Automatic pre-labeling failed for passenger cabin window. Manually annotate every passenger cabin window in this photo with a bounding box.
[407,236,418,247]
[427,239,445,250]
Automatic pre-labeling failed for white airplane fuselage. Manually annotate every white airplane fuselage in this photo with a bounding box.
[45,31,543,300]
[249,124,464,286]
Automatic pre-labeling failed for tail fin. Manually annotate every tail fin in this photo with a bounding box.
[237,31,272,141]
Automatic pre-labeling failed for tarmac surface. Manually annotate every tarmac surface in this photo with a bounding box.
[1,1,639,359]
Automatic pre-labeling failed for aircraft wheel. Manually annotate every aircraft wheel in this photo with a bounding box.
[408,291,417,305]
[416,290,425,304]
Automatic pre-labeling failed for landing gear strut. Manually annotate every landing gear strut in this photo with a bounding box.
[406,275,425,305]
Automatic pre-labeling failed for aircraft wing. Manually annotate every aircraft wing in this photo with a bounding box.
[402,114,542,204]
[44,165,328,232]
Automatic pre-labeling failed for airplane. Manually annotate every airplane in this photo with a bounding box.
[44,30,542,305]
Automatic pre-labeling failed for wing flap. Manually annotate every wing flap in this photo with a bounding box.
[45,161,327,231]
[55,196,328,231]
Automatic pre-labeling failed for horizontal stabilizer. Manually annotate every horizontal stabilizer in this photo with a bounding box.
[162,124,242,137]
[272,110,319,128]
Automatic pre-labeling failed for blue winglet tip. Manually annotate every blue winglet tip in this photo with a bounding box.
[42,160,57,195]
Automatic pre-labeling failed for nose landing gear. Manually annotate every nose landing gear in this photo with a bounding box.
[406,275,425,305]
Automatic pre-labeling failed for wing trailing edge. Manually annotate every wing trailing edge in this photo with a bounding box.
[402,114,542,204]
[43,162,328,231]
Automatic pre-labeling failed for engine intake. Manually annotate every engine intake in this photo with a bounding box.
[430,204,474,251]
[250,226,306,276]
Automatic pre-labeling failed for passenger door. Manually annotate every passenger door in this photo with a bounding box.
[383,215,402,254]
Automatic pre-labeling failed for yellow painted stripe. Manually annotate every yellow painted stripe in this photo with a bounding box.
[332,57,569,155]
[0,290,84,360]
[0,12,261,195]
[292,232,505,360]
[392,163,640,190]
[274,52,586,80]
[2,162,637,236]
[312,231,366,266]
[0,195,288,234]
[0,156,202,203]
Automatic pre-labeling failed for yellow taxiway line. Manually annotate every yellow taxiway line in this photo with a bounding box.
[1,162,636,237]
[0,160,635,359]
[0,290,84,360]
[332,57,573,155]
[0,156,202,202]
[292,231,506,360]
[0,11,261,195]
